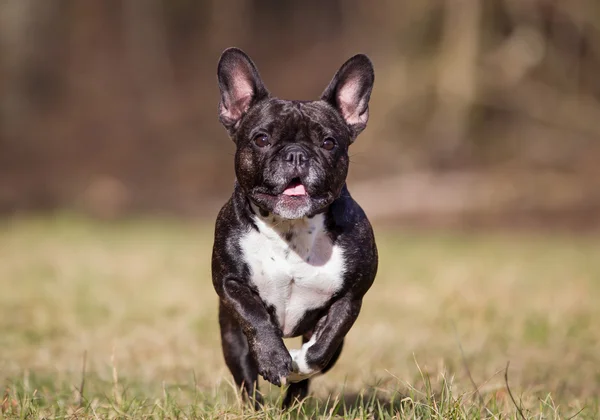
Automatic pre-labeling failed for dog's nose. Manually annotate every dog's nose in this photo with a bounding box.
[284,145,308,167]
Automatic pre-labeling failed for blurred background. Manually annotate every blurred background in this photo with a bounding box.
[2,3,600,414]
[1,0,599,229]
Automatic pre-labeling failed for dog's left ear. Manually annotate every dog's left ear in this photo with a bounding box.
[321,54,374,138]
[217,48,269,131]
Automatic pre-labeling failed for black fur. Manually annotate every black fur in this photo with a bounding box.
[212,48,377,409]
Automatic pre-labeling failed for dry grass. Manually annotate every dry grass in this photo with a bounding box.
[0,214,599,418]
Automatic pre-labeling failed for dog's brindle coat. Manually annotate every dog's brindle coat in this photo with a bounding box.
[212,48,377,408]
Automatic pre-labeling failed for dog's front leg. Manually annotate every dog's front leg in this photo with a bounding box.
[221,276,292,386]
[289,296,362,382]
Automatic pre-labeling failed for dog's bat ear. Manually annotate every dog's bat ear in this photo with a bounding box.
[321,54,374,138]
[217,48,269,131]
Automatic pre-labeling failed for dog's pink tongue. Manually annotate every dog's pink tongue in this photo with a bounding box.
[282,183,307,196]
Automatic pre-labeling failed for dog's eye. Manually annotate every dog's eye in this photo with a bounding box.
[321,137,336,151]
[253,133,270,148]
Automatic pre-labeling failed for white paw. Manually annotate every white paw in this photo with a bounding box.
[287,347,319,383]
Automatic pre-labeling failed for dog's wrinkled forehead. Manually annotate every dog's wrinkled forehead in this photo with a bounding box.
[237,99,352,146]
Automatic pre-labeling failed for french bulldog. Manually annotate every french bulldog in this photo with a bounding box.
[212,47,378,408]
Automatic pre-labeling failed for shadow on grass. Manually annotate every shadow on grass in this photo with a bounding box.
[285,388,414,419]
[340,390,408,415]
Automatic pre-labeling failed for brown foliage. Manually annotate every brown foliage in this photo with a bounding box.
[1,0,599,225]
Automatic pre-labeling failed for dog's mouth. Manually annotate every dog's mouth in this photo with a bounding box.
[281,178,307,197]
[250,177,333,219]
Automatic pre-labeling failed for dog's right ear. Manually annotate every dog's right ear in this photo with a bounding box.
[217,48,269,131]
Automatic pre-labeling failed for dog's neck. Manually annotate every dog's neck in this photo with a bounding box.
[249,201,321,229]
[249,201,327,252]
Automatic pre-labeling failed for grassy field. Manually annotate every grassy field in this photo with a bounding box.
[0,215,599,419]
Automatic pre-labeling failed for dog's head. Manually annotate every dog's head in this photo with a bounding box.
[217,48,374,219]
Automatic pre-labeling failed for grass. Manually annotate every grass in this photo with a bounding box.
[1,214,599,419]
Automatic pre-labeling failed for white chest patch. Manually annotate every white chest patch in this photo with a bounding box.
[239,211,345,337]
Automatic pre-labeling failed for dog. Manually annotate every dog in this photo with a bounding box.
[212,47,378,408]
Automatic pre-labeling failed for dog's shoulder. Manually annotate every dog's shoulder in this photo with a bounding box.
[212,186,256,285]
[327,185,374,239]
[327,185,378,296]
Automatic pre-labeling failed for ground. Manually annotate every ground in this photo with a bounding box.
[0,215,598,419]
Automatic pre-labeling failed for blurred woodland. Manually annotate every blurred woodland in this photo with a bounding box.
[1,0,599,228]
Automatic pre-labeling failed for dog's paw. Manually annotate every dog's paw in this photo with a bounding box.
[256,347,292,386]
[288,347,320,383]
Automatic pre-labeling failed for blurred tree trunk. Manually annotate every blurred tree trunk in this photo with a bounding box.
[427,0,482,168]
[482,0,545,88]
[123,0,174,110]
[0,0,62,144]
